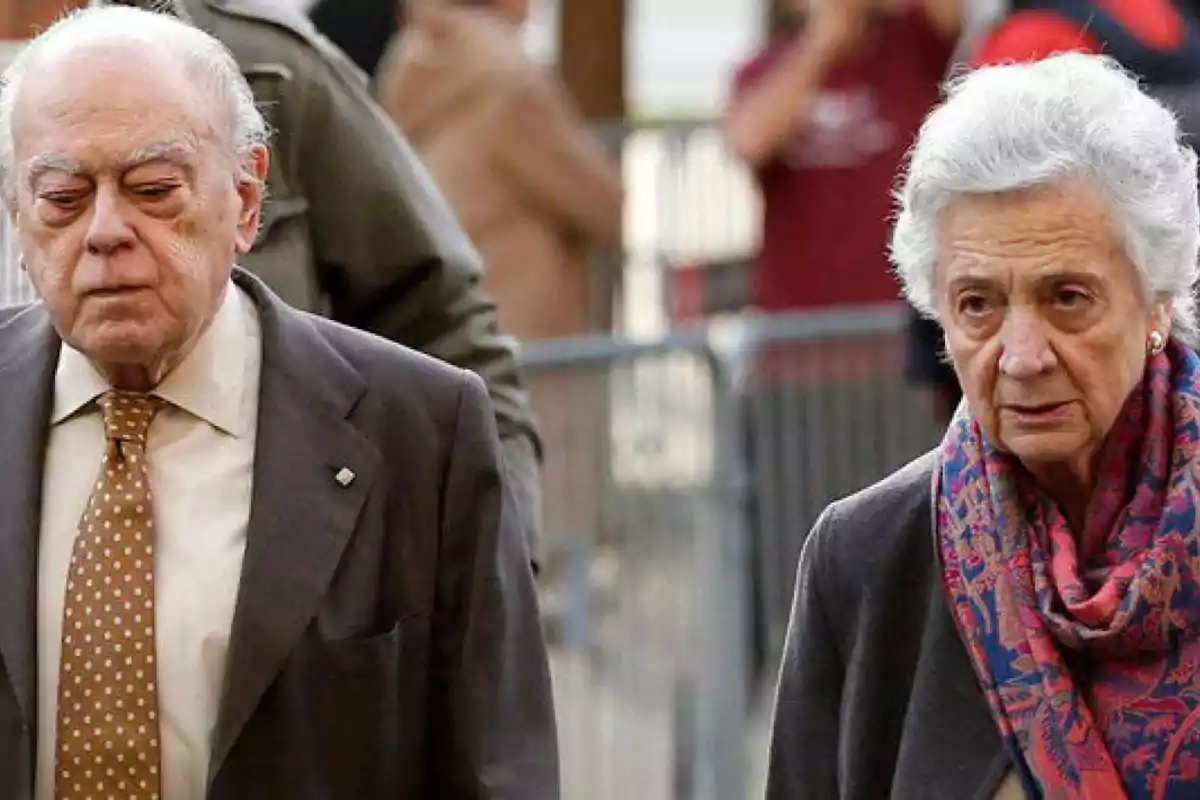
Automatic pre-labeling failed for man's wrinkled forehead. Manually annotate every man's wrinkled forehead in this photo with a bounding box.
[12,43,221,171]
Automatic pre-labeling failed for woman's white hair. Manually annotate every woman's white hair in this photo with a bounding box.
[0,5,269,205]
[891,52,1200,344]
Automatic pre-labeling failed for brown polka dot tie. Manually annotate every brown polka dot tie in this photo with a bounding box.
[54,391,165,800]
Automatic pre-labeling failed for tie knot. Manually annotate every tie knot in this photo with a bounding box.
[98,391,164,444]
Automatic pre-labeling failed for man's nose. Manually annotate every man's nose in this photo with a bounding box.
[998,309,1058,379]
[84,186,136,255]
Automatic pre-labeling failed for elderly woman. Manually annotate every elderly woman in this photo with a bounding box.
[766,52,1200,799]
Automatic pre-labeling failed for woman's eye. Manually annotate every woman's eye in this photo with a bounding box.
[132,185,176,200]
[1055,288,1089,309]
[958,294,992,316]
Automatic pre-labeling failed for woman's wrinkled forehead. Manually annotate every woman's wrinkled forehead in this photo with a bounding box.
[936,183,1146,301]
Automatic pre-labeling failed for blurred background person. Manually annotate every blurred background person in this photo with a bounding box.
[722,0,962,677]
[723,0,961,312]
[378,0,622,351]
[969,0,1200,139]
[377,0,623,581]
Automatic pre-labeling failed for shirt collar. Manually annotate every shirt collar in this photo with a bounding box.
[51,284,255,437]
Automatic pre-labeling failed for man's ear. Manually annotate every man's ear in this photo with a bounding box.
[232,144,269,255]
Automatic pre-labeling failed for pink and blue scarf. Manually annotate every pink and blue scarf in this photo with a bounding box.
[937,340,1200,799]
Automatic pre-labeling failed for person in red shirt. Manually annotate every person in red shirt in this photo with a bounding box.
[724,0,962,313]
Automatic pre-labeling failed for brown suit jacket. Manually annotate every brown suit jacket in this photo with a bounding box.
[0,270,559,798]
[377,6,623,343]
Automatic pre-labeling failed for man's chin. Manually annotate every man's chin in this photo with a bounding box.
[71,326,168,373]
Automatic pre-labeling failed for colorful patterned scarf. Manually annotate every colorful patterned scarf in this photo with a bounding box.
[936,340,1200,800]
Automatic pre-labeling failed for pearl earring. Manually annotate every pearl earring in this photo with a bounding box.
[1147,330,1166,356]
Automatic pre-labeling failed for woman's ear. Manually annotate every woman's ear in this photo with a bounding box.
[1152,297,1173,342]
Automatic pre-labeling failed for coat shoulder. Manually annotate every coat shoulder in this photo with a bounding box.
[810,450,939,594]
[304,311,470,401]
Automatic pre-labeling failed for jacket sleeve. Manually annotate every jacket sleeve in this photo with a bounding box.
[285,39,546,564]
[429,370,559,798]
[765,504,844,798]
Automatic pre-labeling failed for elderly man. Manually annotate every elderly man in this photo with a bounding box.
[42,0,545,570]
[0,6,557,799]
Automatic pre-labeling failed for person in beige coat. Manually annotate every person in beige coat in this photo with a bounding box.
[377,0,622,342]
[377,0,623,570]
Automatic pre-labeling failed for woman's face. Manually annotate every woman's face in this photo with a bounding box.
[936,181,1168,481]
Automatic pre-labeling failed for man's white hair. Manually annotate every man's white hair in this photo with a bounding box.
[0,5,269,205]
[891,52,1200,343]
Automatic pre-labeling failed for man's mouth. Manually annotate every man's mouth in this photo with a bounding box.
[85,286,149,298]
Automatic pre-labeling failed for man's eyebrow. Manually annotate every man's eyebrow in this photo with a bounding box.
[24,153,85,187]
[22,140,200,189]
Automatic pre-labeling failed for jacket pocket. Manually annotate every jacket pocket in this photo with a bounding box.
[257,613,430,795]
[311,612,427,674]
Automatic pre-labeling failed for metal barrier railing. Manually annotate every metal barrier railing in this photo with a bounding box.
[524,331,750,800]
[521,305,944,800]
[0,214,30,308]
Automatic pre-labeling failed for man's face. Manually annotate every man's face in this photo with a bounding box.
[10,42,266,387]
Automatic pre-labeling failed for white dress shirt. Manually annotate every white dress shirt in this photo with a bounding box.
[36,284,262,800]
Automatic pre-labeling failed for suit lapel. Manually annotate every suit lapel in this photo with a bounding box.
[208,272,382,777]
[0,306,57,727]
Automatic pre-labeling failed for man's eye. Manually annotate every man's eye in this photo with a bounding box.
[39,193,83,210]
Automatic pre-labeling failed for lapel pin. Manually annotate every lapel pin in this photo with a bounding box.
[335,467,355,487]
